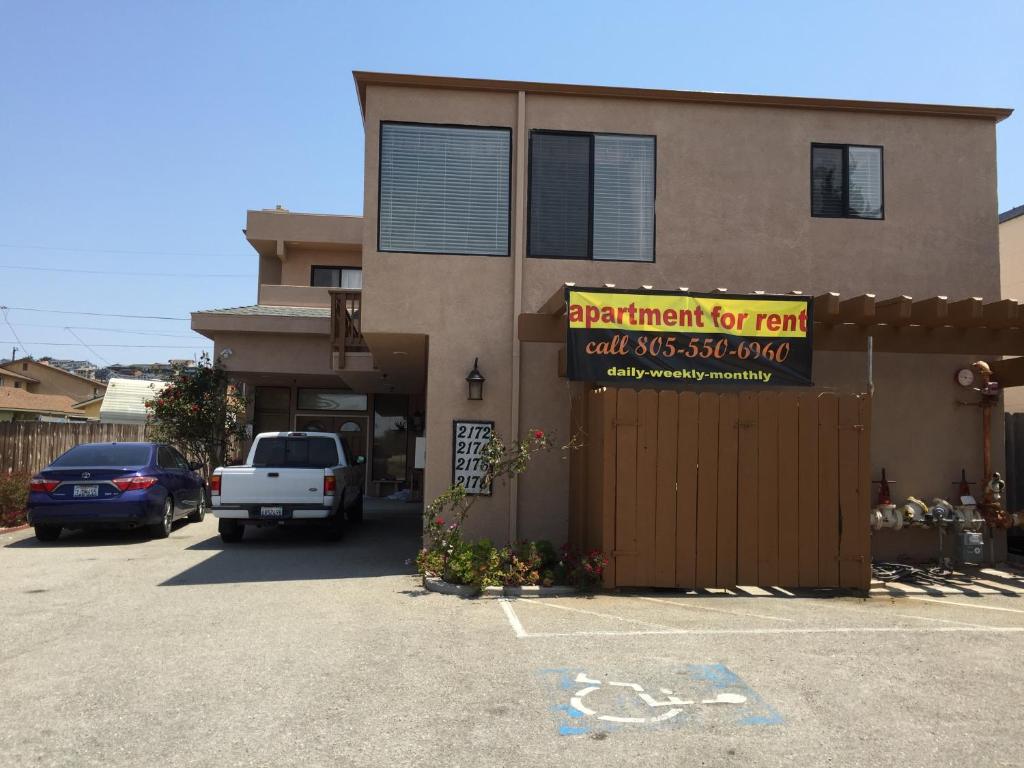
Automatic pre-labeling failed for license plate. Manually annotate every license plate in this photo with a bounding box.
[259,506,284,518]
[73,485,99,498]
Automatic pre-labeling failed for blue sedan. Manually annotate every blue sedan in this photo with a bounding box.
[27,442,207,542]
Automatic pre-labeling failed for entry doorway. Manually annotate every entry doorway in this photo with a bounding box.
[295,414,368,465]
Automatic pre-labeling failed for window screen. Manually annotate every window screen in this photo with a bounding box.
[811,144,883,219]
[528,133,591,259]
[592,135,656,261]
[379,123,511,256]
[528,130,655,261]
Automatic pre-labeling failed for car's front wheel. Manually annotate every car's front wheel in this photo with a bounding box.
[219,518,244,543]
[188,494,206,523]
[34,524,62,542]
[149,497,174,539]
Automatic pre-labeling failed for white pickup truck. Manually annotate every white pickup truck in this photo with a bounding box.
[210,431,364,543]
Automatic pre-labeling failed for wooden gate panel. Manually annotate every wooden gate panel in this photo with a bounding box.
[635,390,660,587]
[817,394,841,587]
[596,390,618,588]
[675,392,700,588]
[777,392,801,586]
[614,389,639,585]
[736,392,759,585]
[797,391,820,586]
[756,392,780,585]
[838,395,865,589]
[716,394,739,587]
[694,393,720,587]
[654,391,679,587]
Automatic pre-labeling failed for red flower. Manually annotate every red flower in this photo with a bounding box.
[434,517,444,526]
[533,430,544,440]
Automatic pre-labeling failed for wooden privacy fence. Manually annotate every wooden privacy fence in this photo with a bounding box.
[569,388,871,591]
[0,422,148,475]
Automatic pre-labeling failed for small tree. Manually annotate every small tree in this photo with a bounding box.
[146,354,247,476]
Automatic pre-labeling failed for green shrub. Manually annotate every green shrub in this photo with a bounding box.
[0,472,30,528]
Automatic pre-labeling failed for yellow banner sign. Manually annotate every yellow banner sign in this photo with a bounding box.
[567,290,809,339]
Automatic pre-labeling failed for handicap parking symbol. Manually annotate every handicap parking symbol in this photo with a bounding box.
[541,664,783,736]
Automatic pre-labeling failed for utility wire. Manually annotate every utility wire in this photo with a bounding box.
[1,306,190,321]
[65,327,112,367]
[1,306,30,357]
[0,265,251,278]
[9,322,201,339]
[0,243,250,258]
[0,341,211,349]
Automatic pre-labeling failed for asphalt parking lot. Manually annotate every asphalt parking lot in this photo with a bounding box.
[2,503,1024,768]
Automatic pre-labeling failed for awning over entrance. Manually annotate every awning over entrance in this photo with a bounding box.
[520,283,1024,361]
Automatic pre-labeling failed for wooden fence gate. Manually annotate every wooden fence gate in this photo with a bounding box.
[569,388,871,591]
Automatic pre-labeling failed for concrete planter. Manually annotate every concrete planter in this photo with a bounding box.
[423,575,579,598]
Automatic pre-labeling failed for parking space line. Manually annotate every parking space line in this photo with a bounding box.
[907,596,1024,615]
[636,595,796,622]
[498,598,527,638]
[521,598,681,630]
[888,612,986,629]
[518,626,1024,638]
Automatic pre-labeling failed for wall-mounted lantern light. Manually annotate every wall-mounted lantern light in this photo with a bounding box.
[466,358,485,401]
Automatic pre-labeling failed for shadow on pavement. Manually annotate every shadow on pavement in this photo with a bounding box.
[4,520,190,548]
[159,499,422,585]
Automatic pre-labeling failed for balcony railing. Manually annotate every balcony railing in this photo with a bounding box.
[330,289,368,367]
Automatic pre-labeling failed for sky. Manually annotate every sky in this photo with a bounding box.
[1,1,1022,365]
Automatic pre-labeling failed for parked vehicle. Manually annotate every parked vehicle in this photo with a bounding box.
[27,442,207,542]
[211,431,364,543]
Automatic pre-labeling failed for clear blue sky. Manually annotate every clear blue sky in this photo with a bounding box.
[1,1,1021,364]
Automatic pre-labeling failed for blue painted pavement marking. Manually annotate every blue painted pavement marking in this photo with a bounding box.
[539,665,784,736]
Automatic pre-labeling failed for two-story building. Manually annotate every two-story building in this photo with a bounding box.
[194,72,1014,577]
[0,357,106,421]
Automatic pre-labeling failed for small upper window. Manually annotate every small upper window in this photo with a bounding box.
[311,267,362,289]
[811,144,883,219]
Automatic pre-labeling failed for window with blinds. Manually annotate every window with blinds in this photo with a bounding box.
[811,144,883,219]
[528,130,655,261]
[378,123,511,256]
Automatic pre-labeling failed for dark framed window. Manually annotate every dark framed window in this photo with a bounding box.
[311,266,362,289]
[528,130,656,262]
[811,144,884,219]
[378,122,512,257]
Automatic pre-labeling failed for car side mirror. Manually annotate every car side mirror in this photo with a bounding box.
[356,456,366,465]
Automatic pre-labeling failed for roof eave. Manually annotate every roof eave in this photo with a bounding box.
[352,70,1013,123]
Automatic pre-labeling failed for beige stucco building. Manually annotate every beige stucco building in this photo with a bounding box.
[1001,205,1024,413]
[194,72,1014,565]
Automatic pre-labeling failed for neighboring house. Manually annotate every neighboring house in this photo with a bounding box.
[0,358,106,403]
[0,388,89,422]
[194,71,1011,563]
[0,368,38,390]
[98,378,166,424]
[71,394,104,420]
[1001,204,1024,413]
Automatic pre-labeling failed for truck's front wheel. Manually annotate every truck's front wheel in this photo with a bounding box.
[219,518,244,543]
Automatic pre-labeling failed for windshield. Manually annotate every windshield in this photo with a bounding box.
[251,437,340,469]
[50,444,152,468]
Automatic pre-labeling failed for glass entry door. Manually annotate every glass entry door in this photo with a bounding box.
[295,415,368,465]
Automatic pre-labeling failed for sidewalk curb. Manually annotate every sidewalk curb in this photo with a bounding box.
[422,576,578,598]
[0,524,30,535]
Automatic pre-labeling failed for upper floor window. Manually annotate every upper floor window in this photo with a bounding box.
[811,144,884,219]
[311,266,362,289]
[378,122,511,257]
[529,131,655,262]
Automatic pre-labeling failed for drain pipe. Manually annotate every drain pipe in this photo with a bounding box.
[508,89,527,545]
[866,335,874,396]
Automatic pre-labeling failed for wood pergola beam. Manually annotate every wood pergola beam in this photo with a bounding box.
[910,296,948,327]
[537,282,575,316]
[949,297,984,326]
[875,295,913,325]
[991,356,1024,388]
[813,293,841,323]
[837,294,876,324]
[815,325,1024,355]
[982,299,1019,329]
